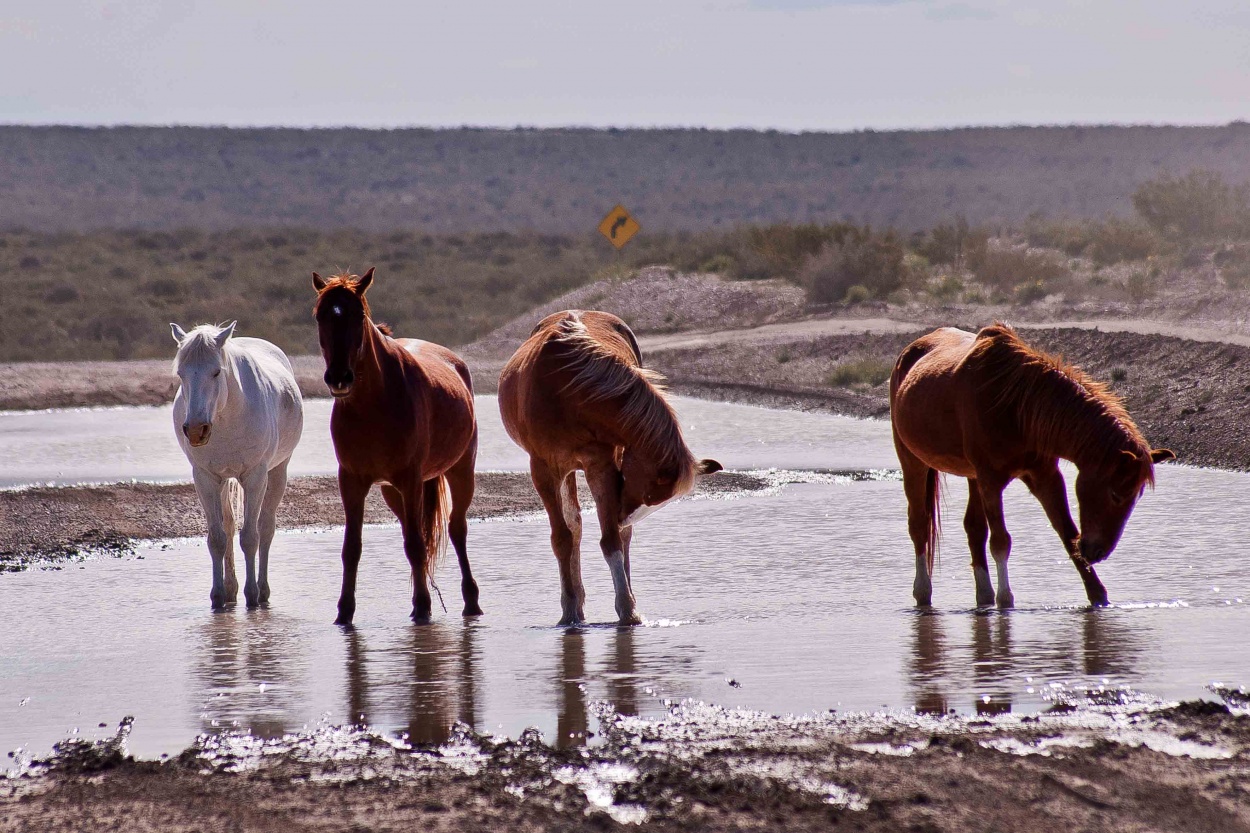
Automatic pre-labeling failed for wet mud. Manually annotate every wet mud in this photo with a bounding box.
[4,699,1249,832]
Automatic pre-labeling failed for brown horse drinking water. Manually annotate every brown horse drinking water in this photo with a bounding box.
[498,310,722,626]
[891,324,1173,609]
[312,268,482,625]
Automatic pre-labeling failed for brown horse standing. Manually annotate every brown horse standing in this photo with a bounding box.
[891,324,1173,609]
[312,268,482,625]
[498,310,722,626]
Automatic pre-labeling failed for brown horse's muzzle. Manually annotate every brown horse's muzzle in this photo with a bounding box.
[324,368,354,398]
[183,422,212,447]
[1079,539,1110,566]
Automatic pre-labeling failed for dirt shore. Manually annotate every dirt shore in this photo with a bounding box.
[3,699,1248,832]
[0,472,766,572]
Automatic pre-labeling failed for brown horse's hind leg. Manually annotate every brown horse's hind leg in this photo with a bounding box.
[531,460,586,626]
[585,457,642,626]
[336,471,372,626]
[446,441,483,616]
[898,448,937,607]
[1023,465,1109,607]
[975,477,1015,609]
[401,477,434,624]
[964,479,995,608]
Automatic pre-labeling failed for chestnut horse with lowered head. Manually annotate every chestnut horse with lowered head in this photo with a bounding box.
[891,323,1173,609]
[312,268,482,625]
[499,310,722,626]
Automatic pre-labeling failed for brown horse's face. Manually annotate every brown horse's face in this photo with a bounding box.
[1075,447,1174,564]
[312,270,373,399]
[618,451,723,527]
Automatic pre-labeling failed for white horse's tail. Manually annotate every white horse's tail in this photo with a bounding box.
[220,478,243,574]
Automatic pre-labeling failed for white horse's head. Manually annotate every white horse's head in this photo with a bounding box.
[171,321,236,447]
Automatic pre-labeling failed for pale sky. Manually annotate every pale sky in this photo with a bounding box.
[3,0,1249,130]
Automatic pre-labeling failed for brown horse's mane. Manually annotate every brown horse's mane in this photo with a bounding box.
[554,317,697,490]
[971,323,1152,481]
[313,273,392,336]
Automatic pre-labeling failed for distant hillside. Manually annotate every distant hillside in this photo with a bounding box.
[3,124,1250,233]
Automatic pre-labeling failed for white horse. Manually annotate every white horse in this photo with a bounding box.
[171,322,304,609]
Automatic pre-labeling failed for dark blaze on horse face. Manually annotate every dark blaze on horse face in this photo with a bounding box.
[312,267,374,398]
[890,323,1173,609]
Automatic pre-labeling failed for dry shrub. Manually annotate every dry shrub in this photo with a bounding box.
[968,243,1070,291]
[798,230,907,303]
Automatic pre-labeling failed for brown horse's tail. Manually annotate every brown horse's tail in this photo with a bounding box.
[421,476,451,581]
[924,467,941,576]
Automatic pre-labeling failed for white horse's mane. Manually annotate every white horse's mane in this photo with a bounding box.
[172,324,232,374]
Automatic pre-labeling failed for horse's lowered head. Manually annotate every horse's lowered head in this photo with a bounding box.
[619,450,722,527]
[1075,445,1174,565]
[170,321,236,447]
[312,267,375,399]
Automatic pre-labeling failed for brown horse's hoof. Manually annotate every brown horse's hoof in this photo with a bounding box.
[462,604,484,616]
[618,612,644,626]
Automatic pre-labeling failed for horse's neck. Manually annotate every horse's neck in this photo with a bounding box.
[1029,372,1127,465]
[346,324,392,396]
[217,348,249,419]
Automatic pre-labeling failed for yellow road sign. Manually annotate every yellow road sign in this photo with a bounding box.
[598,205,640,249]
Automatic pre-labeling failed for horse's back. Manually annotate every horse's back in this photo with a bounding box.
[500,309,638,459]
[890,327,981,476]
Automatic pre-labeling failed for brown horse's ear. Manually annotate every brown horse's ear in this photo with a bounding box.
[312,272,327,292]
[697,459,724,475]
[357,267,375,294]
[1150,448,1176,464]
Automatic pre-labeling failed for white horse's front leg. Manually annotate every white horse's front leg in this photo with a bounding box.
[257,460,290,605]
[192,469,232,609]
[238,467,270,608]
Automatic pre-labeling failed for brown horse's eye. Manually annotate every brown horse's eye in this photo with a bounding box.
[213,369,221,378]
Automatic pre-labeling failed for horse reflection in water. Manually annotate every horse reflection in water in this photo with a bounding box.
[907,612,1143,715]
[344,624,480,746]
[193,611,301,739]
[556,627,641,749]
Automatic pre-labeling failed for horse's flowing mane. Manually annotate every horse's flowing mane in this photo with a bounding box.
[971,323,1152,480]
[313,273,392,336]
[555,316,697,491]
[172,324,233,374]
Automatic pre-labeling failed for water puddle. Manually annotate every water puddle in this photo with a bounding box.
[1,399,1247,762]
[0,395,894,487]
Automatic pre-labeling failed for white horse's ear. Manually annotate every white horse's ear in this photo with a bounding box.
[170,323,187,344]
[357,267,375,294]
[214,321,236,348]
[312,272,327,292]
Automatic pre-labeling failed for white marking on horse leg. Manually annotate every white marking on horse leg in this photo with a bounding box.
[993,553,1014,609]
[912,552,933,606]
[605,551,640,624]
[973,566,995,607]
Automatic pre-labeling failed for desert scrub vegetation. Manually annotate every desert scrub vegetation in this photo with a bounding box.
[827,358,893,388]
[7,167,1250,362]
[8,124,1250,235]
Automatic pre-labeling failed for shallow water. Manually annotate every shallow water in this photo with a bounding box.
[1,400,1247,762]
[0,395,892,487]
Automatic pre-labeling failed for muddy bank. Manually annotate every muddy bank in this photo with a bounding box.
[4,699,1248,832]
[648,326,1250,471]
[0,472,768,571]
